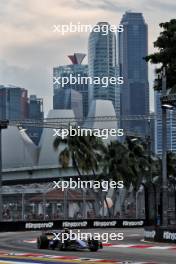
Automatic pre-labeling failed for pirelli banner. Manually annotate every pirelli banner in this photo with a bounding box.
[0,219,146,232]
[144,226,176,243]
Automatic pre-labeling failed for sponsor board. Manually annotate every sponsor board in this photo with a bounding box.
[0,219,146,232]
[93,221,117,227]
[25,222,54,229]
[123,221,144,227]
[144,230,156,239]
[62,221,88,228]
[163,231,176,241]
[144,227,176,243]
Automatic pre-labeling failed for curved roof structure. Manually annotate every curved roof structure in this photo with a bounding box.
[38,109,76,166]
[2,126,38,169]
[84,100,118,142]
[2,103,117,170]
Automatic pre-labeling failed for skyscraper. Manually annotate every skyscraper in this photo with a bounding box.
[88,22,120,119]
[26,95,44,145]
[0,85,28,120]
[154,91,176,156]
[118,12,149,135]
[53,88,83,120]
[53,53,88,118]
[28,95,43,120]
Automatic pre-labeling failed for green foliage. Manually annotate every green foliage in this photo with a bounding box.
[145,19,176,91]
[125,137,150,190]
[101,141,134,187]
[53,131,160,191]
[167,151,176,178]
[53,131,105,177]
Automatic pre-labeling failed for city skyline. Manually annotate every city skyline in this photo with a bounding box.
[0,0,176,114]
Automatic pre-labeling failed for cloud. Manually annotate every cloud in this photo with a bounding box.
[0,60,52,114]
[150,0,176,12]
[0,0,175,113]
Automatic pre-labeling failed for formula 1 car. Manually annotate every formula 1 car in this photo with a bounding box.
[37,230,103,252]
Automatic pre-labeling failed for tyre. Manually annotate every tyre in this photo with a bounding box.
[37,235,49,249]
[57,242,64,251]
[88,239,99,252]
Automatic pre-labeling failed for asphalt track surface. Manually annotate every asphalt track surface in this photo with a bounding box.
[0,228,175,263]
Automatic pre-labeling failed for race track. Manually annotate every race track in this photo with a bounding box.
[0,228,175,264]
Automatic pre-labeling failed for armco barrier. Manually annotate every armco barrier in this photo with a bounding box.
[0,219,146,232]
[144,226,176,243]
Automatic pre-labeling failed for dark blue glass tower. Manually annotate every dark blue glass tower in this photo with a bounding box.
[118,12,149,135]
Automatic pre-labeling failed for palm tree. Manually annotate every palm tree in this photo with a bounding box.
[53,131,105,217]
[125,137,150,190]
[102,141,137,187]
[125,136,162,223]
[53,133,104,177]
[96,140,137,218]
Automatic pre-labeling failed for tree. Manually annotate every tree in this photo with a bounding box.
[167,151,176,220]
[125,137,150,190]
[53,133,103,177]
[167,151,176,178]
[99,139,150,218]
[53,131,160,220]
[53,132,105,217]
[102,141,138,188]
[99,141,132,217]
[145,19,176,92]
[145,19,176,224]
[125,136,161,224]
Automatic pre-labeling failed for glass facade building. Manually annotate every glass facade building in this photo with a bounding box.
[88,22,120,119]
[53,88,83,120]
[118,12,149,135]
[154,91,176,156]
[0,86,44,145]
[28,95,43,120]
[53,54,88,118]
[26,95,44,145]
[0,85,28,120]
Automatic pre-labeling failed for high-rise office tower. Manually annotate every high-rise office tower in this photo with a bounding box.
[154,91,176,156]
[0,85,28,120]
[88,22,120,118]
[26,95,44,145]
[28,95,43,120]
[53,53,88,118]
[53,88,83,120]
[118,12,149,135]
[0,86,44,144]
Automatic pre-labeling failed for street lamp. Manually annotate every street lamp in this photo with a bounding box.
[162,104,174,110]
[160,102,174,226]
[158,68,176,227]
[160,68,168,227]
[0,120,9,222]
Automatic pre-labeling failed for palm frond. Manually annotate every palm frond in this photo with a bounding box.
[53,136,67,150]
[59,148,70,168]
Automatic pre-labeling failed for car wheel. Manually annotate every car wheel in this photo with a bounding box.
[88,240,99,252]
[37,235,49,249]
[57,242,64,251]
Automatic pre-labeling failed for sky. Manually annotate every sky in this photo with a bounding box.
[0,0,176,114]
